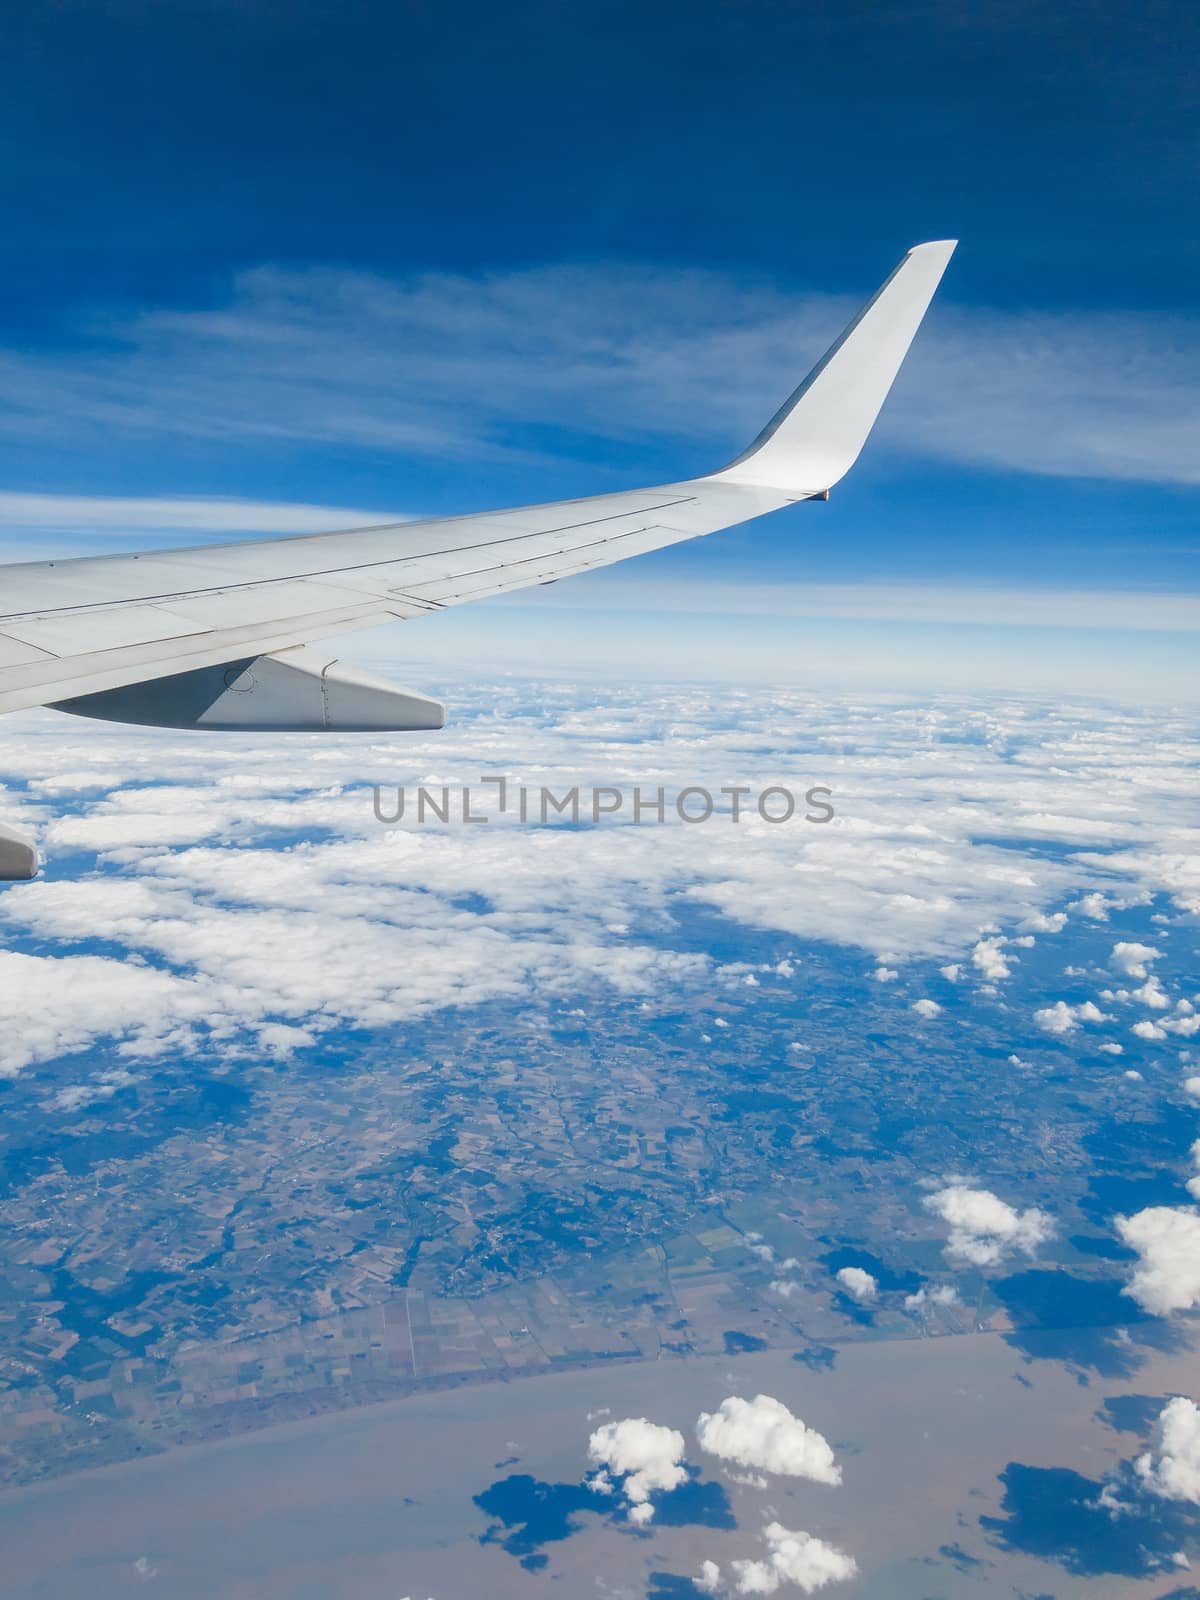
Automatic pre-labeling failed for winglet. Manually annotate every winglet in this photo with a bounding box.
[710,240,956,497]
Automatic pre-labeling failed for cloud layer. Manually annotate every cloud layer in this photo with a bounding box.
[0,686,1195,1079]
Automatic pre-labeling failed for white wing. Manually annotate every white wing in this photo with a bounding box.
[0,241,955,725]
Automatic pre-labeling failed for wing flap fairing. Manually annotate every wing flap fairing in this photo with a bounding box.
[55,645,446,732]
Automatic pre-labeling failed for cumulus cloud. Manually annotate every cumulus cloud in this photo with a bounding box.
[697,1560,724,1593]
[1023,911,1068,933]
[924,1184,1054,1267]
[1112,942,1162,979]
[1072,893,1112,921]
[1117,1207,1200,1315]
[835,1267,877,1303]
[911,999,941,1019]
[695,1395,841,1486]
[972,938,1011,981]
[1075,1001,1111,1024]
[729,1524,858,1595]
[1035,1001,1078,1035]
[1135,1397,1200,1505]
[904,1284,959,1311]
[1135,978,1169,1011]
[1034,999,1111,1035]
[586,1416,688,1522]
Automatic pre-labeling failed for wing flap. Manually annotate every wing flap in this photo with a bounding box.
[0,634,56,669]
[3,603,210,655]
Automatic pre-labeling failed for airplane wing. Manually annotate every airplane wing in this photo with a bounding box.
[0,239,955,875]
[0,240,954,876]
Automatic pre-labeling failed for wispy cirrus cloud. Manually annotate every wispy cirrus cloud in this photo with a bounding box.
[0,262,1198,485]
[0,492,400,541]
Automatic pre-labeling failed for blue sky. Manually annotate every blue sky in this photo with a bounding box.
[1,0,1197,693]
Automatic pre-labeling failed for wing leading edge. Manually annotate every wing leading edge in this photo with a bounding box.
[0,241,955,722]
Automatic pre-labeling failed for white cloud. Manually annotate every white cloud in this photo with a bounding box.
[835,1266,878,1302]
[924,1184,1054,1267]
[1112,942,1162,979]
[1135,1397,1200,1504]
[0,950,208,1077]
[972,938,1011,981]
[912,999,941,1019]
[586,1416,688,1521]
[695,1394,841,1486]
[1,688,1198,1077]
[904,1284,959,1311]
[1035,1001,1078,1035]
[53,1067,138,1112]
[1072,893,1112,921]
[1074,1001,1111,1024]
[729,1523,857,1595]
[1134,977,1171,1011]
[1117,1207,1200,1315]
[1035,999,1111,1035]
[1187,1140,1200,1203]
[0,840,710,1074]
